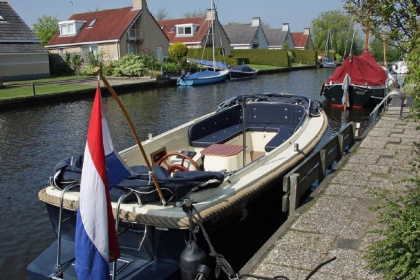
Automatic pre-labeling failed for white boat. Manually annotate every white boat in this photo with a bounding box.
[28,93,327,280]
[391,60,408,74]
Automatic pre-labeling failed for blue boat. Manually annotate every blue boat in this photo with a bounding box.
[176,68,230,86]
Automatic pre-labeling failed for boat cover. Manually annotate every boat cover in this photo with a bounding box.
[52,155,224,203]
[325,50,387,86]
[182,70,224,79]
[186,58,228,69]
[229,65,257,73]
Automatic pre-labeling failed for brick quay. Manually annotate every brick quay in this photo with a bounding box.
[240,102,419,280]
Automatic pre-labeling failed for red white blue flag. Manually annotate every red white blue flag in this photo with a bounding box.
[75,83,122,279]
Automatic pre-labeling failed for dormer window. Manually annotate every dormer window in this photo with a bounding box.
[58,20,85,36]
[176,24,198,37]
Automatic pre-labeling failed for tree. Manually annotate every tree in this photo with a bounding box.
[184,10,206,18]
[169,42,188,67]
[33,15,58,46]
[155,7,169,20]
[370,37,402,63]
[311,10,358,58]
[344,0,419,52]
[345,0,420,120]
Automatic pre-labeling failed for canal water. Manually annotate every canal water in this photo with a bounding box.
[0,68,373,279]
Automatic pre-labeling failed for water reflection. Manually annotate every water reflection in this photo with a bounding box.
[0,68,373,279]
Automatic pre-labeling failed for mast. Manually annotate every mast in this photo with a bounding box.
[364,10,371,50]
[382,24,387,67]
[211,0,216,70]
[324,29,330,58]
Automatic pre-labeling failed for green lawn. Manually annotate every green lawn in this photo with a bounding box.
[0,75,95,100]
[248,64,284,70]
[0,84,94,100]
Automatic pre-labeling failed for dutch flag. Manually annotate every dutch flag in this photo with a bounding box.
[75,83,126,279]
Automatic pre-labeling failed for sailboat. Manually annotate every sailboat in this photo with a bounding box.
[322,29,337,68]
[177,0,229,86]
[320,26,395,108]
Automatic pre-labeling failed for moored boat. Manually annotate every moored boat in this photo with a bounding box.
[321,50,395,108]
[391,60,408,74]
[228,64,258,80]
[177,69,230,86]
[177,0,229,87]
[27,92,327,280]
[321,29,337,68]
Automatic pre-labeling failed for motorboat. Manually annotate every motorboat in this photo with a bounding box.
[228,65,258,80]
[27,92,328,280]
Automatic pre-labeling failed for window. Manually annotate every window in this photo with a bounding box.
[60,23,76,35]
[175,24,198,37]
[81,45,98,56]
[127,43,137,54]
[58,20,85,36]
[88,19,96,28]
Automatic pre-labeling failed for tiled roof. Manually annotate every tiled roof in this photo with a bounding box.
[0,2,40,41]
[158,17,211,44]
[47,7,139,46]
[265,29,288,47]
[292,32,308,48]
[0,43,46,53]
[223,25,257,45]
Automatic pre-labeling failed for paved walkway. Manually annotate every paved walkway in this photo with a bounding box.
[241,104,419,280]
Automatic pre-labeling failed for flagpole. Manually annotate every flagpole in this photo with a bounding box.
[94,67,167,206]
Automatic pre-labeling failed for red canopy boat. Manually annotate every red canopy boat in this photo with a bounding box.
[321,50,395,108]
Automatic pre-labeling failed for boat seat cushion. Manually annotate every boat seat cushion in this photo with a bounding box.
[188,103,307,151]
[264,126,297,152]
[189,106,242,147]
[190,124,243,147]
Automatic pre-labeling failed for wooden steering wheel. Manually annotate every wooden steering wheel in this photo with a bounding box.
[157,152,200,175]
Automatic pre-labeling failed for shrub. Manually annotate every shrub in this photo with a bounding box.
[365,144,420,280]
[113,54,147,77]
[162,62,180,73]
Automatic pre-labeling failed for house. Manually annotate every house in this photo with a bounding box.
[158,9,231,55]
[265,23,295,50]
[46,0,169,62]
[291,28,314,50]
[0,1,50,82]
[223,17,269,49]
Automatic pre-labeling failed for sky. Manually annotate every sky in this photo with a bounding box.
[7,0,345,32]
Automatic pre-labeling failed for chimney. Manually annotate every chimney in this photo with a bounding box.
[282,23,289,32]
[132,0,147,10]
[206,9,216,21]
[304,28,310,35]
[251,17,261,27]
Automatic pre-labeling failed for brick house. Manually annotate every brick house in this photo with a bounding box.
[46,0,169,62]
